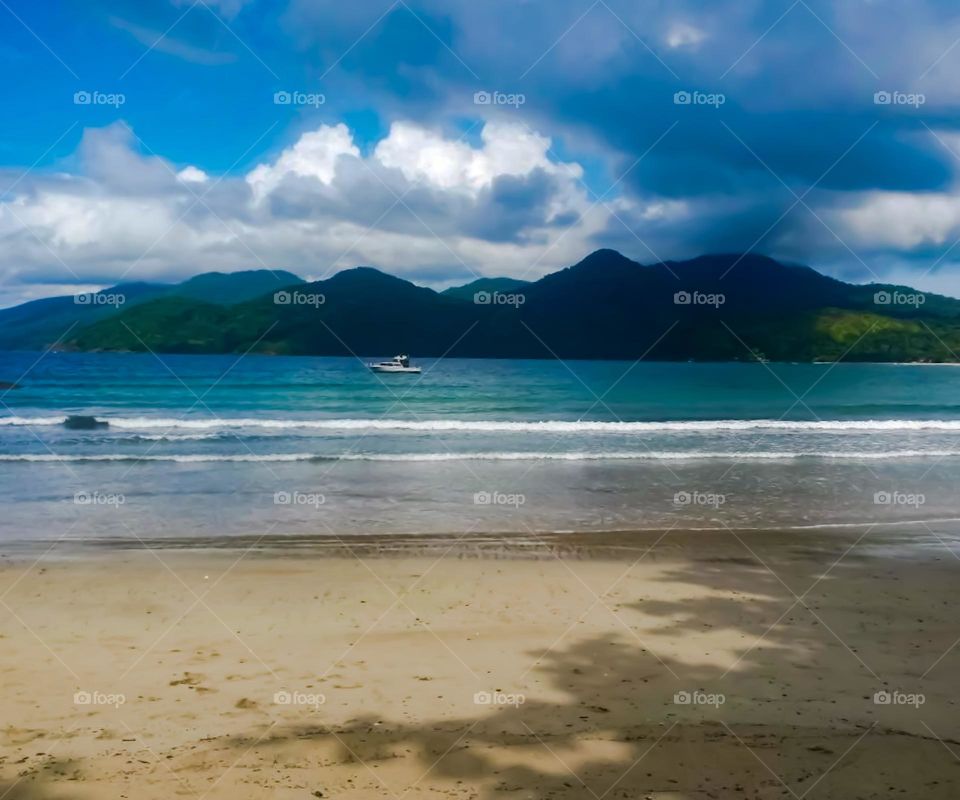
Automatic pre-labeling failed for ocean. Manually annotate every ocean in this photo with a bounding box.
[2,352,959,545]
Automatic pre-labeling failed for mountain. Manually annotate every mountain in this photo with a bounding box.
[173,269,303,304]
[70,267,525,356]
[0,282,169,351]
[441,277,530,301]
[0,269,303,350]
[12,250,960,361]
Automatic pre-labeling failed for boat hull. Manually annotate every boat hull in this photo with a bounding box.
[369,365,422,373]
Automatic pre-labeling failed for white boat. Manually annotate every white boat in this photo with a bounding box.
[368,354,422,374]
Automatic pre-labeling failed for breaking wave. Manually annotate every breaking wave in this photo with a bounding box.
[1,449,958,463]
[7,415,960,433]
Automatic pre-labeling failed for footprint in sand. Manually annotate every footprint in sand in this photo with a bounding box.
[169,671,218,693]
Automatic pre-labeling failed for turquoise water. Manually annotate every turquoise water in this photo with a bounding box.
[2,352,960,544]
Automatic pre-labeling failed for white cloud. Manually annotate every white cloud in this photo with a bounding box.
[246,123,360,201]
[177,166,210,183]
[665,22,707,49]
[0,120,605,305]
[373,121,582,195]
[109,16,237,66]
[169,0,252,18]
[837,191,960,249]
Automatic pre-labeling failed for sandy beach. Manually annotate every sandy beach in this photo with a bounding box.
[1,528,958,799]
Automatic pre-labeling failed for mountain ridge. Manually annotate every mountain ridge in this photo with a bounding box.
[6,250,960,361]
[0,269,305,350]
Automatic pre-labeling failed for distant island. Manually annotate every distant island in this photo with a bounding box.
[3,250,959,362]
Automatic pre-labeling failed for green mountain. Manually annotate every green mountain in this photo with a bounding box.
[16,250,960,362]
[0,269,303,350]
[440,277,530,301]
[173,269,302,304]
[0,282,168,351]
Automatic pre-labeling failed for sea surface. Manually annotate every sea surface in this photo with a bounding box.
[2,352,960,546]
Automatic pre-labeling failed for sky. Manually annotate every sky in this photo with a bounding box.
[2,0,960,306]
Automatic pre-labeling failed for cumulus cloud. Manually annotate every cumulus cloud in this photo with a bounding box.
[374,121,581,194]
[6,108,960,307]
[246,124,360,201]
[0,120,600,304]
[837,192,960,249]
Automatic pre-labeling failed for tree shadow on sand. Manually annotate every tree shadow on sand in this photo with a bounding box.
[0,761,82,800]
[216,537,960,798]
[2,535,955,798]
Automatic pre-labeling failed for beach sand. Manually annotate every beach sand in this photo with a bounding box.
[0,528,958,799]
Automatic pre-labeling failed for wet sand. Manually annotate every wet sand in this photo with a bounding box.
[1,527,958,799]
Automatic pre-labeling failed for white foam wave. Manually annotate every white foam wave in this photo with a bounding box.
[0,416,68,426]
[134,433,222,441]
[1,449,958,463]
[7,415,960,433]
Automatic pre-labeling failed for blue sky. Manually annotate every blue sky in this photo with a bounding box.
[2,0,960,306]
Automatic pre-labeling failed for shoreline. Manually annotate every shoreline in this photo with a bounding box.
[9,348,960,363]
[3,520,956,562]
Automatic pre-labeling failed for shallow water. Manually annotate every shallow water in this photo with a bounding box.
[2,352,960,543]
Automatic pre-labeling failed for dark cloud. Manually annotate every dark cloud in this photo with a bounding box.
[278,0,960,285]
